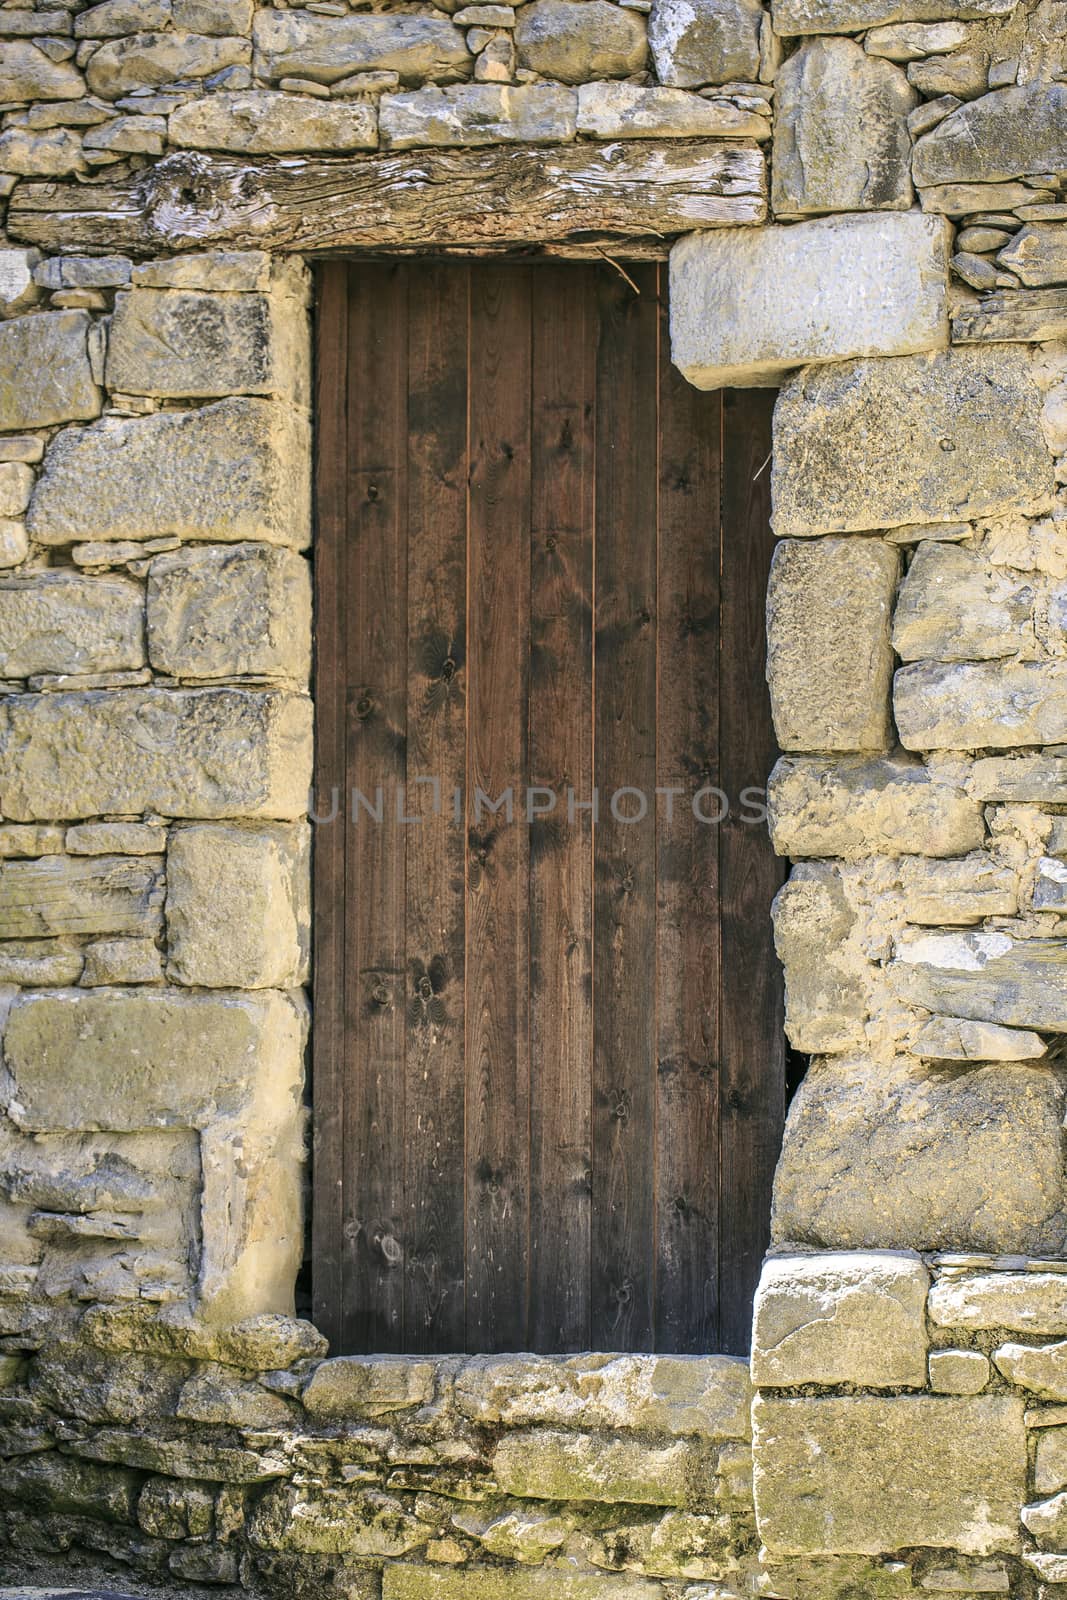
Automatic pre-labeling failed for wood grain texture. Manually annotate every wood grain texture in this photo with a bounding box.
[8,143,767,256]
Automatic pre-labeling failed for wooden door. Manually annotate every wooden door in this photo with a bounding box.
[313,260,784,1357]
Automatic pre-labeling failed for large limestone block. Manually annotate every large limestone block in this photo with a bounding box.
[380,83,576,150]
[768,753,984,860]
[771,0,1015,32]
[772,1055,1067,1255]
[913,83,1067,189]
[648,0,761,86]
[0,854,164,939]
[928,1272,1067,1333]
[773,39,916,216]
[0,311,101,433]
[892,542,1034,661]
[28,399,311,550]
[166,822,309,988]
[106,288,307,401]
[772,347,1055,537]
[896,660,1067,749]
[0,41,85,101]
[492,1428,706,1507]
[0,571,144,679]
[766,538,899,752]
[670,212,950,390]
[576,82,767,140]
[890,929,1067,1030]
[169,90,378,154]
[252,9,472,85]
[146,543,311,681]
[751,1252,930,1388]
[515,0,647,82]
[0,688,312,821]
[85,30,250,99]
[752,1394,1026,1555]
[772,863,867,1053]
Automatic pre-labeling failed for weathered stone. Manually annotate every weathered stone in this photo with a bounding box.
[892,542,1034,661]
[0,825,64,857]
[911,1016,1045,1060]
[66,822,166,855]
[767,754,984,861]
[908,47,991,100]
[0,940,83,986]
[0,437,44,467]
[994,1339,1067,1400]
[772,864,867,1054]
[106,287,304,401]
[865,19,972,58]
[929,1272,1067,1334]
[174,0,253,32]
[0,465,34,521]
[767,538,898,752]
[898,854,1017,924]
[0,855,163,940]
[921,180,1055,217]
[0,572,144,680]
[73,1424,289,1482]
[146,543,310,681]
[751,1251,929,1388]
[772,1055,1067,1255]
[752,1394,1025,1555]
[0,41,85,101]
[376,83,574,151]
[577,81,768,140]
[493,1429,707,1507]
[75,0,172,36]
[82,1301,327,1367]
[245,1551,382,1600]
[0,127,85,178]
[996,223,1067,288]
[648,0,761,86]
[515,0,647,82]
[86,31,251,99]
[253,9,472,85]
[169,89,378,153]
[0,688,311,822]
[0,311,101,434]
[897,659,1067,749]
[139,1473,216,1541]
[971,754,1067,801]
[583,1505,739,1579]
[251,1483,426,1556]
[913,83,1067,189]
[1024,1547,1067,1581]
[132,251,270,292]
[0,522,27,570]
[1035,1432,1067,1498]
[303,1355,436,1420]
[166,821,309,987]
[0,249,42,317]
[29,1341,188,1424]
[773,39,916,216]
[4,1450,141,1523]
[28,399,310,550]
[81,936,164,985]
[771,0,1015,34]
[1022,1489,1067,1545]
[928,1348,990,1394]
[772,347,1055,537]
[670,212,949,391]
[176,1362,294,1427]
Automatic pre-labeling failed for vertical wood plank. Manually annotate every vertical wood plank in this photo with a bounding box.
[591,263,659,1352]
[465,264,533,1352]
[343,263,409,1353]
[404,264,470,1353]
[528,265,595,1353]
[311,262,348,1353]
[718,386,785,1357]
[655,284,723,1354]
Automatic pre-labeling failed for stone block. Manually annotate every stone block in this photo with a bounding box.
[1022,1490,1067,1545]
[910,1016,1045,1061]
[29,1341,189,1425]
[751,1251,930,1388]
[106,287,307,402]
[85,31,251,99]
[73,1424,290,1481]
[166,821,309,988]
[146,543,311,681]
[971,755,1067,801]
[999,224,1067,288]
[0,571,144,679]
[4,1450,141,1523]
[67,821,166,855]
[493,1428,708,1507]
[772,347,1055,537]
[1035,1432,1067,1497]
[752,1394,1026,1555]
[898,855,1017,924]
[380,83,576,148]
[772,1055,1067,1255]
[0,311,101,433]
[994,1340,1067,1400]
[771,0,1015,33]
[514,0,647,82]
[670,212,950,390]
[250,1483,427,1556]
[383,1568,664,1600]
[0,939,83,985]
[773,39,916,216]
[82,1300,326,1366]
[177,1362,294,1427]
[0,248,41,317]
[913,83,1067,189]
[168,89,377,154]
[0,464,34,520]
[303,1355,437,1419]
[772,863,867,1054]
[82,936,164,985]
[891,930,1067,1030]
[766,537,899,752]
[0,688,312,821]
[896,660,1067,750]
[252,9,473,85]
[0,824,64,856]
[929,1272,1067,1334]
[892,542,1034,662]
[576,82,766,140]
[767,754,984,861]
[928,1348,990,1394]
[0,42,84,100]
[0,854,164,939]
[28,399,311,550]
[133,250,271,291]
[0,521,27,569]
[648,0,761,86]
[76,0,172,36]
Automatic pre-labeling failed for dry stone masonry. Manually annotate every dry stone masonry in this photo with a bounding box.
[0,0,1064,1586]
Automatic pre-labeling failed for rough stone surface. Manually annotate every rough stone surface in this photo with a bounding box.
[0,42,86,102]
[772,863,867,1053]
[0,688,312,821]
[0,311,101,433]
[252,10,473,86]
[166,821,309,987]
[896,660,1067,749]
[767,754,985,860]
[383,1571,663,1600]
[169,90,378,153]
[772,347,1056,537]
[105,288,304,400]
[898,853,1017,924]
[0,854,164,939]
[913,82,1067,189]
[576,82,765,140]
[771,0,1016,33]
[892,542,1034,661]
[670,212,950,389]
[751,1251,929,1388]
[928,1348,990,1394]
[85,32,251,100]
[303,1355,437,1420]
[994,1339,1067,1400]
[0,573,144,680]
[648,0,762,86]
[766,537,899,752]
[146,543,311,681]
[380,83,576,149]
[492,1429,705,1507]
[894,930,1067,1028]
[772,1055,1067,1255]
[929,1273,1067,1334]
[773,39,916,216]
[999,224,1067,288]
[514,1,647,83]
[910,1015,1046,1060]
[28,399,311,550]
[752,1395,1026,1555]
